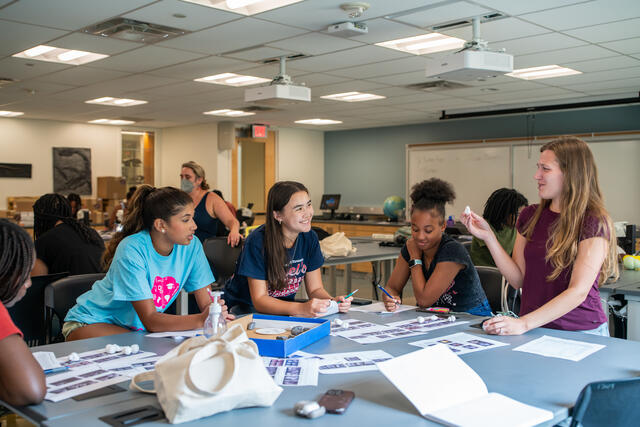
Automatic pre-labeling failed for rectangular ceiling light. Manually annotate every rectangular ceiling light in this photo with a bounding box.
[376,33,466,55]
[506,65,582,80]
[195,73,271,87]
[204,109,255,117]
[181,0,303,16]
[121,131,147,135]
[294,118,342,125]
[86,97,148,107]
[89,119,136,125]
[13,45,108,65]
[0,111,24,117]
[320,92,386,102]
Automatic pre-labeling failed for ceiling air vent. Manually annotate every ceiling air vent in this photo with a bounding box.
[81,18,189,43]
[406,81,471,92]
[431,12,507,31]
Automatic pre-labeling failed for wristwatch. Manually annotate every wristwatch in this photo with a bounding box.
[408,259,423,268]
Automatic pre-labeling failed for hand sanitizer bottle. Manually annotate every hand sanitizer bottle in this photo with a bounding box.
[203,291,226,338]
[447,215,455,227]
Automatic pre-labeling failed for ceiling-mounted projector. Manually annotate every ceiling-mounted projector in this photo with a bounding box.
[425,18,513,81]
[245,56,310,105]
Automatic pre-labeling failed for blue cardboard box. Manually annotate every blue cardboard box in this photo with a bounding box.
[239,314,330,357]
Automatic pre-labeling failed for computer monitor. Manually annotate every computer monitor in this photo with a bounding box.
[320,194,341,218]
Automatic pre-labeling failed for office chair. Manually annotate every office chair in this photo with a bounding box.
[44,273,105,343]
[570,377,640,427]
[461,240,472,254]
[203,237,244,290]
[7,272,69,347]
[475,266,505,313]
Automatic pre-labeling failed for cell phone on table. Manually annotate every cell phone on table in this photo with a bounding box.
[351,298,372,305]
[318,389,355,414]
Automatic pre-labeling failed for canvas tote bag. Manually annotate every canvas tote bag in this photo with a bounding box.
[319,231,357,257]
[130,324,282,424]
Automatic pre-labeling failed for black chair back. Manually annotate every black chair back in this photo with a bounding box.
[475,266,503,313]
[203,237,243,290]
[7,272,69,347]
[570,378,640,427]
[461,240,472,254]
[44,273,105,342]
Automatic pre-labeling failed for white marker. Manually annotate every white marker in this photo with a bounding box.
[464,205,471,215]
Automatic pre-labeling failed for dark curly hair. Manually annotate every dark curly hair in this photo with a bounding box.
[410,178,456,223]
[0,219,34,305]
[482,188,528,232]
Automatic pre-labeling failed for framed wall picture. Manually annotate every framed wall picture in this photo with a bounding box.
[52,147,92,195]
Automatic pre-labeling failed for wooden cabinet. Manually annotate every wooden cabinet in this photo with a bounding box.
[312,221,401,273]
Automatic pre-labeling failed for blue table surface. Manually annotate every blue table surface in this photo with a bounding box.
[8,309,640,427]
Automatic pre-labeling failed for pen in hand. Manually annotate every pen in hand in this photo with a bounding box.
[377,284,400,305]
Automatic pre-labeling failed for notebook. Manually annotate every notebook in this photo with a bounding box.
[377,344,553,427]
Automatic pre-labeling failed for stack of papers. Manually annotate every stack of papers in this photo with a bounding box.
[513,335,605,361]
[291,350,393,374]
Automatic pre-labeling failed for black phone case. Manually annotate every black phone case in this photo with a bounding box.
[318,389,355,414]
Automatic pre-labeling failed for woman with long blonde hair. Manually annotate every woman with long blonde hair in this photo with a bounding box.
[462,136,618,335]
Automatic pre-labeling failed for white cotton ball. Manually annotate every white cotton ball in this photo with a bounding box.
[131,344,139,354]
[447,315,456,322]
[429,315,438,321]
[342,321,349,328]
[113,344,121,351]
[334,319,343,326]
[417,316,425,323]
[123,346,132,355]
[106,345,116,354]
[464,206,471,215]
[69,352,80,362]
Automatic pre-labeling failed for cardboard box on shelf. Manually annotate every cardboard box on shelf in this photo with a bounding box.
[97,177,126,200]
[8,196,39,212]
[91,210,105,225]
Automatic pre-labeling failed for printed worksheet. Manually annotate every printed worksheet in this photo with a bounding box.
[146,329,203,339]
[262,357,319,386]
[350,301,416,314]
[331,319,423,344]
[513,335,605,361]
[290,350,394,374]
[386,316,468,334]
[409,332,509,355]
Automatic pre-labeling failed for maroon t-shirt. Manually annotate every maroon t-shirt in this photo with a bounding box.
[516,204,608,331]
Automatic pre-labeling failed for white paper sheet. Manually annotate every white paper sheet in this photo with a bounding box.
[262,357,318,386]
[331,319,423,344]
[350,301,416,314]
[145,329,203,339]
[33,351,62,371]
[387,316,468,334]
[513,335,605,361]
[409,332,508,355]
[290,350,394,374]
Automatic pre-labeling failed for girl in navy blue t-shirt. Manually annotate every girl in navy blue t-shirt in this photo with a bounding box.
[225,181,352,317]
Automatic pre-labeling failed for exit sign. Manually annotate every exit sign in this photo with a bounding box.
[252,124,267,138]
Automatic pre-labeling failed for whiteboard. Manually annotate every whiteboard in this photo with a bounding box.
[513,139,640,224]
[406,145,511,220]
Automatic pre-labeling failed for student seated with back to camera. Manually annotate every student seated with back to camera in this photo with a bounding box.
[0,220,46,406]
[224,181,352,317]
[382,178,492,316]
[462,136,618,336]
[63,185,233,341]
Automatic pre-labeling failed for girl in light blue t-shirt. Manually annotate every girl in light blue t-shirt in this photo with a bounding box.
[64,186,232,341]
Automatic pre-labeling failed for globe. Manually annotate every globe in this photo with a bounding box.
[383,196,406,220]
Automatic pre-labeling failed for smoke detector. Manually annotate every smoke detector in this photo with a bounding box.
[340,2,369,18]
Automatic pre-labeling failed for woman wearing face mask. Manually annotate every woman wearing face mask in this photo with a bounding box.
[180,161,241,247]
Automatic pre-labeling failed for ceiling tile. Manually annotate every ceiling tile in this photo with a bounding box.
[563,77,640,92]
[441,17,551,43]
[0,56,73,80]
[515,45,619,68]
[31,66,129,86]
[520,0,640,31]
[496,33,587,56]
[268,33,364,56]
[145,56,253,79]
[540,66,640,86]
[294,73,350,87]
[367,70,432,86]
[328,56,427,79]
[349,18,425,44]
[123,0,240,31]
[564,18,640,43]
[313,80,388,96]
[0,20,67,57]
[601,38,640,55]
[0,0,156,30]
[289,45,409,72]
[156,17,308,55]
[85,46,206,73]
[471,0,590,16]
[564,55,640,73]
[256,0,434,31]
[223,46,295,61]
[51,74,181,101]
[50,32,140,55]
[392,1,491,27]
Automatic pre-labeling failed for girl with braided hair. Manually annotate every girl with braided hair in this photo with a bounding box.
[382,178,491,315]
[63,185,232,341]
[31,193,105,276]
[0,220,46,405]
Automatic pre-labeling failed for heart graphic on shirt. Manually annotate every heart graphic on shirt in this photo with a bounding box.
[151,276,180,309]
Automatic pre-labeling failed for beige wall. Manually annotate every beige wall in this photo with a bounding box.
[240,140,265,212]
[157,123,219,189]
[0,117,121,210]
[276,127,324,211]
